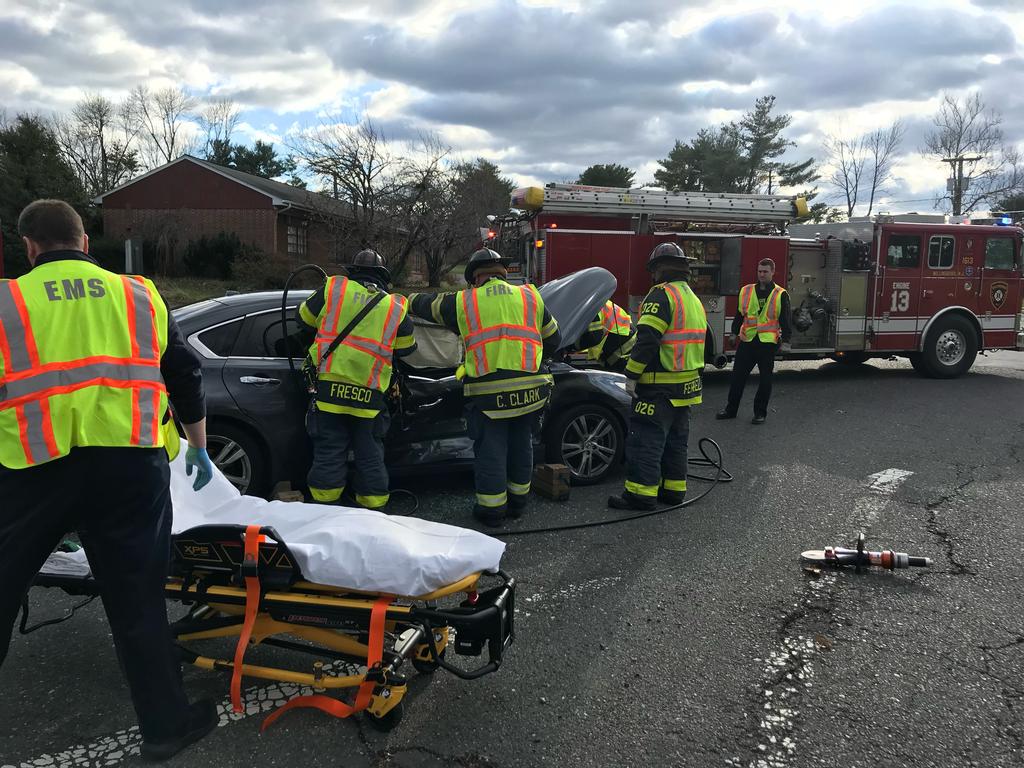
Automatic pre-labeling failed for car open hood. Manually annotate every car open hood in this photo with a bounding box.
[538,267,617,352]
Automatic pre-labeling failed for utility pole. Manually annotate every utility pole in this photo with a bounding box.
[941,155,982,215]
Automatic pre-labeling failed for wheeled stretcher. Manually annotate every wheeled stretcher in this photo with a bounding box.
[33,524,514,730]
[28,445,516,730]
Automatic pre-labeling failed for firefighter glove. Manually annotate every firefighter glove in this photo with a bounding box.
[624,379,637,399]
[185,446,215,491]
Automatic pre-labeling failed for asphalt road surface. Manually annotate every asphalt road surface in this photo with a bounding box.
[3,352,1023,768]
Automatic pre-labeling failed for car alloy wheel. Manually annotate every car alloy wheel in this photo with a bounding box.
[559,411,619,482]
[207,435,254,493]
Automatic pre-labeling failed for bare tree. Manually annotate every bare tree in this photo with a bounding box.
[863,121,905,216]
[197,97,241,164]
[825,119,905,217]
[824,133,866,217]
[52,94,140,198]
[129,85,200,168]
[923,92,1023,214]
[289,119,449,279]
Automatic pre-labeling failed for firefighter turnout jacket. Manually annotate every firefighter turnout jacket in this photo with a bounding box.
[298,276,417,417]
[576,300,636,366]
[733,282,791,344]
[0,251,205,469]
[409,277,561,418]
[624,280,707,406]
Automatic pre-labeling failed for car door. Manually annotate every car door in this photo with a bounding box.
[220,307,311,477]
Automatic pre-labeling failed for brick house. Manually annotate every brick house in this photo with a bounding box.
[96,155,359,270]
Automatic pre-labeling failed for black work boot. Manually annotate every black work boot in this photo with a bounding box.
[658,489,686,505]
[507,493,529,519]
[715,409,737,420]
[473,504,507,528]
[141,699,218,762]
[607,492,657,511]
[751,414,767,425]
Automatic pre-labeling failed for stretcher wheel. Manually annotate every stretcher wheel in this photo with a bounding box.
[412,648,446,674]
[365,700,404,731]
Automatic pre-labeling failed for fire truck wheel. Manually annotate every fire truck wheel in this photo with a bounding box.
[920,315,978,378]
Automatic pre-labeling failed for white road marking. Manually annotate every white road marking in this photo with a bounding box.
[739,467,912,768]
[520,576,624,619]
[5,660,363,768]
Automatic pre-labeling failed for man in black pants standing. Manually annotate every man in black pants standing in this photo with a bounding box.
[716,258,791,425]
[0,200,216,761]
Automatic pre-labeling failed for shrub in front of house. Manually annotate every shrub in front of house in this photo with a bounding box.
[184,232,261,279]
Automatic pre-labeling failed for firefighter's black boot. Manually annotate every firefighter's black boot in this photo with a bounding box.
[507,493,529,519]
[473,504,506,528]
[607,492,657,511]
[658,489,686,505]
[140,699,217,762]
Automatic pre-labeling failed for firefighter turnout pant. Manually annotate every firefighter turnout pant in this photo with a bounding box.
[306,407,391,509]
[725,337,777,418]
[623,395,689,502]
[466,401,535,514]
[0,447,193,744]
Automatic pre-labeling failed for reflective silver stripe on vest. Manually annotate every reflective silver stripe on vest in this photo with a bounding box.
[1,361,164,403]
[662,330,706,342]
[318,277,348,367]
[465,326,543,346]
[126,278,158,360]
[382,296,404,343]
[463,289,487,374]
[0,282,32,371]
[20,400,50,464]
[136,387,158,444]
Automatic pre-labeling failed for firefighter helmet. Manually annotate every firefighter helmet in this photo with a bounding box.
[348,249,391,285]
[646,242,693,272]
[464,247,508,283]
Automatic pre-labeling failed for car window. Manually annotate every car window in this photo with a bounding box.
[195,319,242,357]
[233,310,306,359]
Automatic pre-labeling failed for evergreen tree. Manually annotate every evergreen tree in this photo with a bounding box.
[576,163,636,187]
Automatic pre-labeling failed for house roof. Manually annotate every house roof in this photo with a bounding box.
[93,155,349,218]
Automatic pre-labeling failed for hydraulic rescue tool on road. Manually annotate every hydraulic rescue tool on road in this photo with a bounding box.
[801,533,933,572]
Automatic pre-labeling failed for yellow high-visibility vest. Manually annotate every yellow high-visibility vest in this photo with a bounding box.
[0,261,169,469]
[739,284,785,343]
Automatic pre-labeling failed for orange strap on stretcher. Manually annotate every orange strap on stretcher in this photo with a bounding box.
[260,594,393,731]
[231,525,264,713]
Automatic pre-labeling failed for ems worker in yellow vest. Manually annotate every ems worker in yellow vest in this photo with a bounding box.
[297,249,416,509]
[573,299,637,371]
[716,257,791,425]
[609,242,707,511]
[409,248,561,527]
[0,200,217,761]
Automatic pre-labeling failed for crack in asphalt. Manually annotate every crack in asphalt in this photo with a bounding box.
[977,638,1024,757]
[916,468,977,576]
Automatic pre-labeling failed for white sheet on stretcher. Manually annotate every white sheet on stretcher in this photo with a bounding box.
[42,441,506,597]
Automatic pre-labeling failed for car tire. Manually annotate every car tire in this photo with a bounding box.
[920,315,977,378]
[206,421,269,497]
[545,404,624,486]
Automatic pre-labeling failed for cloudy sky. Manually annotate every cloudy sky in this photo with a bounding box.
[2,0,1022,213]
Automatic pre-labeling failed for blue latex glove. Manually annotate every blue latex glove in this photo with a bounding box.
[185,446,214,491]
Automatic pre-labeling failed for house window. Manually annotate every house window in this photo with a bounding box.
[287,222,307,258]
[927,235,955,270]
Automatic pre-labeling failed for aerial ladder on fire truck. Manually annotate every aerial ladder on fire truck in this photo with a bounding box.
[509,183,809,227]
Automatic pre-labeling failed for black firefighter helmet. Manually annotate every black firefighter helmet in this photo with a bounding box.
[464,247,508,283]
[646,241,694,275]
[348,249,391,286]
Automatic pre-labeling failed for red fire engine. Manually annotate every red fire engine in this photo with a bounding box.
[490,183,1024,378]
